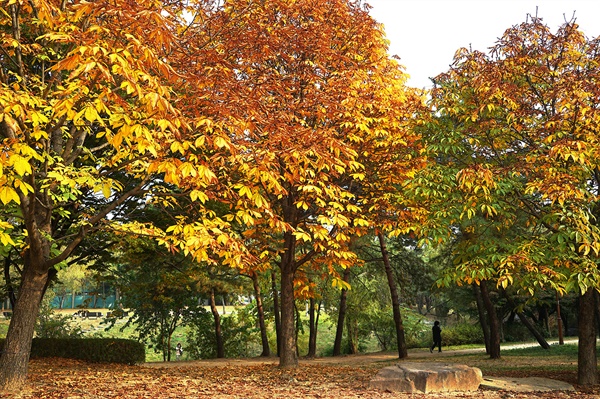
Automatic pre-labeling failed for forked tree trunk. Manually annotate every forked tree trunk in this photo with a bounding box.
[377,231,408,359]
[209,288,225,358]
[251,271,270,357]
[578,288,598,386]
[479,280,501,359]
[473,284,491,354]
[333,267,351,356]
[271,270,281,356]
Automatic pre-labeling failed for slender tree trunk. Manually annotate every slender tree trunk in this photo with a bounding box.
[556,291,564,345]
[209,288,225,358]
[333,267,351,356]
[346,315,359,354]
[479,280,501,359]
[473,283,491,354]
[307,297,321,358]
[3,255,16,309]
[503,290,549,349]
[251,272,270,357]
[377,231,408,358]
[578,288,598,386]
[0,256,49,391]
[271,269,281,357]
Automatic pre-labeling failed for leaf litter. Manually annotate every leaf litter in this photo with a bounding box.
[0,357,599,398]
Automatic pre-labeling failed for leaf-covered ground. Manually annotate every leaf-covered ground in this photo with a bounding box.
[2,356,600,399]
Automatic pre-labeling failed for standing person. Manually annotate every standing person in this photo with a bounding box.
[430,321,442,353]
[176,343,183,360]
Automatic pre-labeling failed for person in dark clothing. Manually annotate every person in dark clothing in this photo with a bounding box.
[430,320,442,353]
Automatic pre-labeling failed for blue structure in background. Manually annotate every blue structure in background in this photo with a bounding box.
[50,293,116,309]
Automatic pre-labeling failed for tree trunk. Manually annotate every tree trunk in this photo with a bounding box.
[377,231,408,358]
[0,256,49,391]
[271,269,281,357]
[503,290,549,349]
[556,291,564,345]
[209,288,225,358]
[278,227,299,367]
[3,255,16,309]
[307,297,321,358]
[479,279,501,359]
[251,272,270,357]
[333,267,351,356]
[578,288,598,386]
[473,283,491,354]
[346,315,359,354]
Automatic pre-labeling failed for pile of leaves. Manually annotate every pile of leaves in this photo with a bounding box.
[2,358,600,398]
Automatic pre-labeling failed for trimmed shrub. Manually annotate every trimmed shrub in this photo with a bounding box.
[438,322,484,347]
[19,338,145,365]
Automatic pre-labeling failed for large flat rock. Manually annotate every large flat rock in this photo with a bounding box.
[481,377,575,392]
[370,362,483,394]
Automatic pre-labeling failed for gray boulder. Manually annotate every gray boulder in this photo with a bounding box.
[370,362,483,394]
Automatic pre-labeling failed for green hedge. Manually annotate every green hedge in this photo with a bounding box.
[1,338,145,365]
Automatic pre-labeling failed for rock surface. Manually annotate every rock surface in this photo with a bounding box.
[481,376,575,392]
[369,362,483,393]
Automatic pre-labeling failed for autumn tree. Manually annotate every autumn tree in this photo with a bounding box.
[414,17,600,384]
[188,0,421,368]
[0,1,250,391]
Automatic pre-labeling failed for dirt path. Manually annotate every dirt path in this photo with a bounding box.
[144,339,578,369]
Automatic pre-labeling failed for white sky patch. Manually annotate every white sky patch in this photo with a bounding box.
[367,0,600,89]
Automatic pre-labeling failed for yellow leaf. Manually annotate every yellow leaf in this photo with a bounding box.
[0,186,19,205]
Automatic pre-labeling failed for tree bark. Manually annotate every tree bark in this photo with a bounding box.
[307,297,317,358]
[278,227,299,367]
[577,288,598,386]
[251,271,270,357]
[333,267,351,356]
[473,283,491,354]
[377,231,408,358]
[479,280,501,359]
[502,290,549,349]
[0,255,48,391]
[346,315,359,354]
[271,269,281,357]
[209,288,225,358]
[556,291,564,345]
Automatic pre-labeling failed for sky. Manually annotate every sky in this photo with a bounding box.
[367,0,600,89]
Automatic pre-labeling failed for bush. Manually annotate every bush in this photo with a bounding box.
[1,338,145,364]
[36,293,83,339]
[438,322,484,347]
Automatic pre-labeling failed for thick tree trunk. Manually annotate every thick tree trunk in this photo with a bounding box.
[251,272,270,357]
[279,258,297,367]
[578,288,598,386]
[209,288,225,358]
[0,257,48,391]
[473,284,491,354]
[333,267,351,356]
[377,231,408,358]
[479,280,501,359]
[271,269,281,357]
